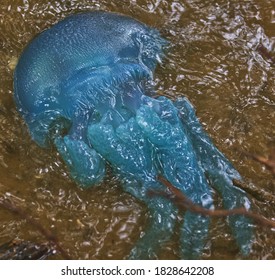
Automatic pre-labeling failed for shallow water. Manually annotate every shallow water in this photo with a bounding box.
[0,0,274,259]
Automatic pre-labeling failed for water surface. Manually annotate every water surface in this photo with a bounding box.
[0,0,274,259]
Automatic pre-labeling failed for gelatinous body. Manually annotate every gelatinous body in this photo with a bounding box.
[14,11,253,259]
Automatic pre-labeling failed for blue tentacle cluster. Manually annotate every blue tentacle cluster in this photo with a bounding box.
[14,11,253,259]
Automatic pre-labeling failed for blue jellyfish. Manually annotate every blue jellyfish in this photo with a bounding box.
[14,11,253,259]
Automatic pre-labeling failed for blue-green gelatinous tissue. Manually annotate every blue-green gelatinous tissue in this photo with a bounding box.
[14,11,253,259]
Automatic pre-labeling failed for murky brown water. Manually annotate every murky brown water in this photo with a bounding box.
[0,0,274,260]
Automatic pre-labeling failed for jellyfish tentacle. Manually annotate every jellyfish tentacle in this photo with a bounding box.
[206,170,253,255]
[136,97,214,259]
[125,181,177,260]
[87,114,177,259]
[54,136,105,187]
[174,97,253,255]
[54,135,105,188]
[53,113,106,187]
[87,119,151,177]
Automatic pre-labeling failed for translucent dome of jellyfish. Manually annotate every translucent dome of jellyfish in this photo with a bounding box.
[13,11,253,259]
